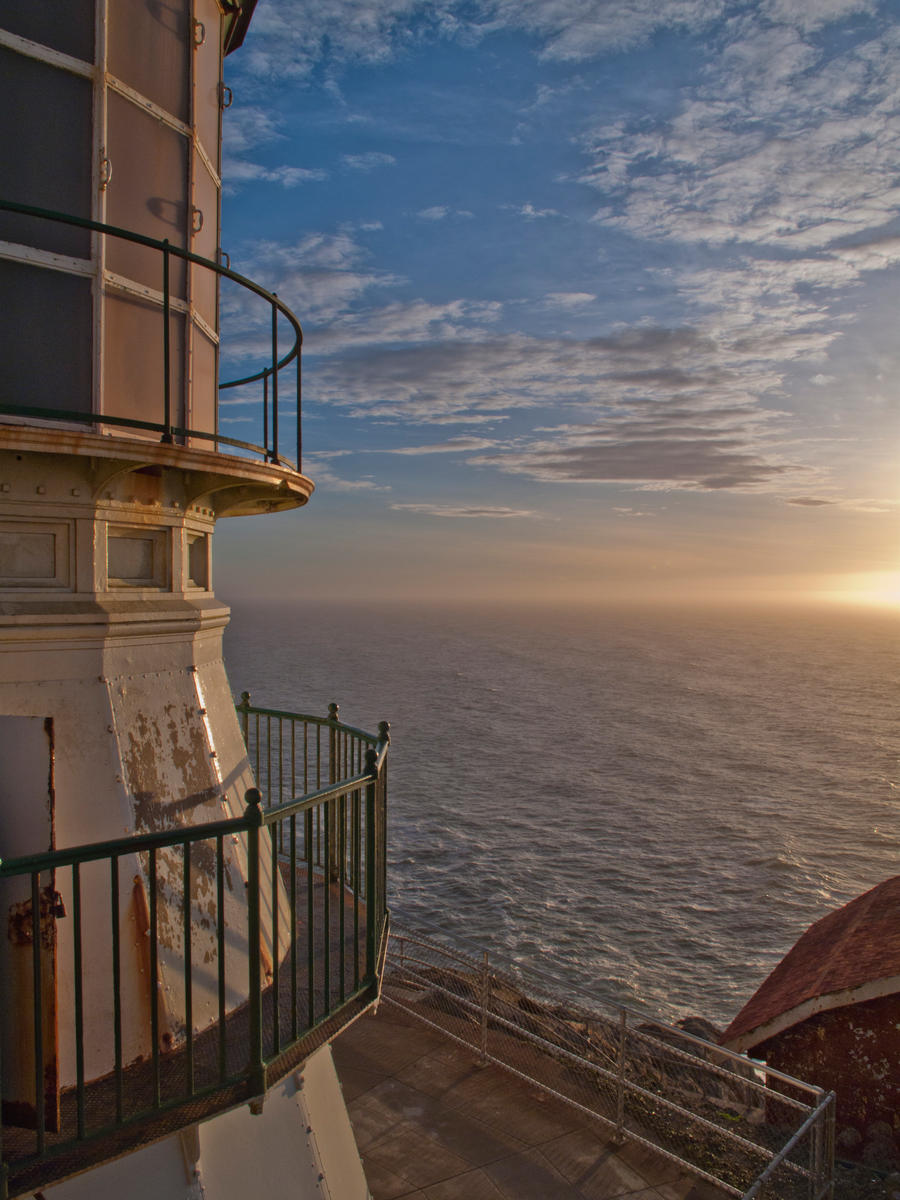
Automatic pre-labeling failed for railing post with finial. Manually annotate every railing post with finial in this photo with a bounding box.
[377,721,390,924]
[327,704,339,881]
[244,788,266,1102]
[238,691,251,747]
[364,744,378,980]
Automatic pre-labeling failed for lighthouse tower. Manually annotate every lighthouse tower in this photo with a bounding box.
[0,5,386,1198]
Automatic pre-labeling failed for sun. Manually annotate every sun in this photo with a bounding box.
[820,571,900,610]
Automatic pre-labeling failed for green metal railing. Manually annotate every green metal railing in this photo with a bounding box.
[0,199,303,470]
[0,701,388,1198]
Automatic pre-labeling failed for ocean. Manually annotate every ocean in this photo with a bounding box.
[224,600,899,1029]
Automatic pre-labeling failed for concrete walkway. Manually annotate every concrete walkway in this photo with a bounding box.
[332,1002,727,1200]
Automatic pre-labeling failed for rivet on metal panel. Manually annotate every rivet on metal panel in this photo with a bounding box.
[71,488,80,497]
[0,483,9,492]
[36,485,46,494]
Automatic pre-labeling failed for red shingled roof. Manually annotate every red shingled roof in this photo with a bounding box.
[721,876,900,1052]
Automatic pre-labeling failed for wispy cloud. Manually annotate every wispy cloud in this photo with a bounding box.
[416,205,474,220]
[341,151,397,170]
[222,104,327,190]
[381,437,499,453]
[390,503,539,518]
[518,202,561,219]
[544,292,596,308]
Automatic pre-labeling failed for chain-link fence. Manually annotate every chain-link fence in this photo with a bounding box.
[383,926,834,1200]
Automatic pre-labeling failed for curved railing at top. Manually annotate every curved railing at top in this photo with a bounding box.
[0,199,303,471]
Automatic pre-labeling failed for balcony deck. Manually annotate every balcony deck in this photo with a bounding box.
[0,702,389,1200]
[3,866,378,1199]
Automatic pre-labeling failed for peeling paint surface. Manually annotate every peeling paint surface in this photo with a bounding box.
[111,666,290,1045]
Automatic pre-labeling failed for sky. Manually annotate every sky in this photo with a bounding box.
[215,0,900,608]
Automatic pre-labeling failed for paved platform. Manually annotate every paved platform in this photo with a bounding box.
[332,1002,727,1200]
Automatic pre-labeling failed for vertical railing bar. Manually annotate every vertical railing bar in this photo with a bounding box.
[323,799,331,1010]
[296,327,302,472]
[263,370,269,459]
[162,239,173,443]
[291,719,296,805]
[290,811,298,1041]
[111,856,123,1122]
[271,296,279,461]
[149,846,160,1108]
[246,791,265,1098]
[306,807,315,1028]
[364,750,377,980]
[271,816,280,1057]
[303,721,308,794]
[278,717,284,853]
[183,840,194,1096]
[339,792,346,1003]
[353,785,360,991]
[216,833,227,1083]
[254,711,260,781]
[31,872,45,1154]
[266,716,272,807]
[73,862,85,1138]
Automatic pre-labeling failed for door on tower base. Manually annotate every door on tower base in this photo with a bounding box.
[0,716,60,1132]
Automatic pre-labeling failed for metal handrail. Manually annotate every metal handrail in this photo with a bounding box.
[384,928,836,1200]
[0,701,388,1198]
[0,199,303,470]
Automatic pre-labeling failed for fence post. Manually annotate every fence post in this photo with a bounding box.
[479,950,490,1065]
[825,1094,836,1200]
[614,1008,627,1144]
[245,789,266,1105]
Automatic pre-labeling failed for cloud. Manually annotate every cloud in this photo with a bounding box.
[303,460,391,491]
[390,503,539,518]
[341,151,397,170]
[578,21,900,258]
[544,292,596,308]
[470,425,796,492]
[785,496,835,506]
[518,202,561,219]
[222,105,328,191]
[381,437,500,453]
[416,205,474,221]
[223,161,328,189]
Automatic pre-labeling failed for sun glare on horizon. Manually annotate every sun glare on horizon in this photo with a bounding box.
[819,571,900,611]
